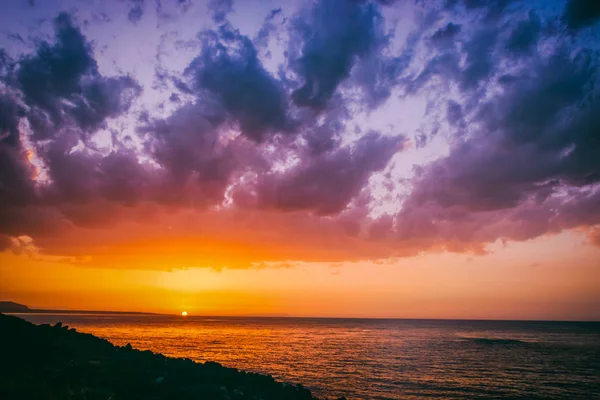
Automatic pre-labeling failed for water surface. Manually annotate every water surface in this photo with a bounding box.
[19,314,600,399]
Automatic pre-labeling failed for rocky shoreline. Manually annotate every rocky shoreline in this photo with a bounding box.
[0,313,333,400]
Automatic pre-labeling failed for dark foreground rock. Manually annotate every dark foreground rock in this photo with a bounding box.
[0,314,319,400]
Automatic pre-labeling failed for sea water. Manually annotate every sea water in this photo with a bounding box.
[18,314,600,399]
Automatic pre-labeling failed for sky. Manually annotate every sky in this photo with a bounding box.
[0,0,599,320]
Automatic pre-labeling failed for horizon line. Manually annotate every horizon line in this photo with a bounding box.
[2,310,599,324]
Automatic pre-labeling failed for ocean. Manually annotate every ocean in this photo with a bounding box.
[18,314,600,399]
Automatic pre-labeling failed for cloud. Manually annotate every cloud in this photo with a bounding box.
[70,76,141,131]
[253,132,405,215]
[446,100,463,126]
[562,0,600,31]
[459,28,497,91]
[0,13,142,235]
[506,12,541,55]
[209,0,234,24]
[0,94,37,222]
[128,0,145,24]
[288,0,389,109]
[142,101,257,206]
[255,8,284,50]
[16,13,141,140]
[2,1,600,269]
[0,49,15,78]
[431,22,461,42]
[8,235,39,256]
[398,36,600,247]
[186,23,290,142]
[446,0,511,21]
[0,95,22,144]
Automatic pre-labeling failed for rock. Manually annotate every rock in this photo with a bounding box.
[0,313,322,400]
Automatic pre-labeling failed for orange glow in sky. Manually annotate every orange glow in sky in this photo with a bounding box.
[2,230,599,321]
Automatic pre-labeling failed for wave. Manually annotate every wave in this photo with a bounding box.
[464,337,529,346]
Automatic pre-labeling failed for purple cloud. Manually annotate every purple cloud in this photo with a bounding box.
[1,0,599,265]
[254,132,405,215]
[288,0,389,109]
[186,23,291,142]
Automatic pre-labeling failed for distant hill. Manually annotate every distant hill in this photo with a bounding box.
[0,301,157,315]
[0,302,29,312]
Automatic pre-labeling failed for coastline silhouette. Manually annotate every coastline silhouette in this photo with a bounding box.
[0,313,335,400]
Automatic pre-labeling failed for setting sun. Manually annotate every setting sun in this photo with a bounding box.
[181,311,188,317]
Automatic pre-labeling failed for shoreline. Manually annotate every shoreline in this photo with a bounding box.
[0,313,334,400]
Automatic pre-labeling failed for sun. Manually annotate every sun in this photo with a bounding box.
[181,311,188,316]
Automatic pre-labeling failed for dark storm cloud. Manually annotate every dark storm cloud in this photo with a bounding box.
[128,0,145,24]
[42,134,104,203]
[406,1,546,123]
[289,0,389,109]
[0,13,143,237]
[411,1,551,99]
[14,11,143,207]
[0,140,35,210]
[70,76,141,131]
[36,130,153,208]
[352,49,411,109]
[399,39,600,245]
[459,28,497,90]
[300,105,347,156]
[15,13,141,140]
[0,92,35,214]
[445,0,511,21]
[254,133,405,215]
[0,95,22,145]
[562,0,600,30]
[17,13,97,128]
[0,49,16,79]
[380,0,600,251]
[0,98,38,238]
[506,12,541,55]
[186,23,290,142]
[142,102,236,205]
